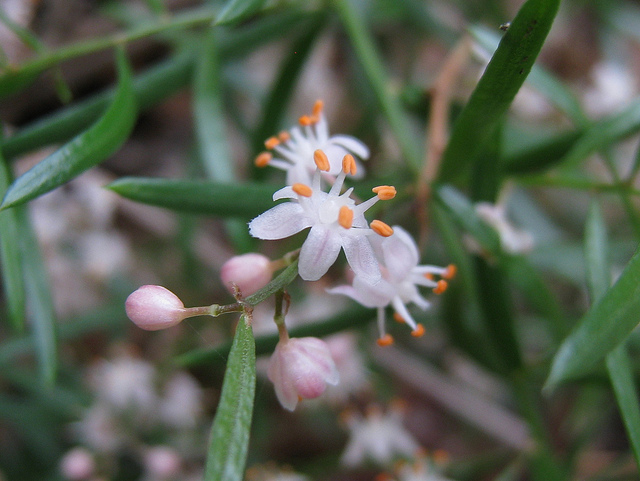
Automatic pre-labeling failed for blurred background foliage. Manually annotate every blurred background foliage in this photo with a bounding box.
[2,0,640,479]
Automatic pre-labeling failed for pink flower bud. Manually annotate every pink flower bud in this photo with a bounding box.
[267,336,339,411]
[143,446,182,478]
[220,253,273,296]
[125,285,186,331]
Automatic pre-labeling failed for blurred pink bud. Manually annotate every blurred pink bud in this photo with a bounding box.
[125,285,186,331]
[268,337,339,411]
[143,446,182,478]
[59,447,95,480]
[220,253,273,296]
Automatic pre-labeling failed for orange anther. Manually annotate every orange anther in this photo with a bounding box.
[292,183,313,197]
[278,130,291,142]
[377,334,394,347]
[443,264,457,279]
[338,206,354,229]
[299,115,312,126]
[312,99,324,118]
[433,449,450,464]
[371,220,394,237]
[424,273,434,281]
[265,136,280,149]
[393,312,405,323]
[372,185,397,200]
[433,280,448,294]
[411,324,425,337]
[254,151,272,168]
[313,149,331,171]
[342,154,357,175]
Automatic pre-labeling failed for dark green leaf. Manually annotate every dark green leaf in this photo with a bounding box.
[438,0,561,181]
[545,243,640,390]
[204,314,255,481]
[215,0,266,26]
[0,48,137,209]
[0,151,25,330]
[107,177,277,218]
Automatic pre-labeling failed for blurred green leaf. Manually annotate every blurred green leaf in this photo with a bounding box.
[502,128,582,175]
[216,0,265,25]
[14,207,57,387]
[438,0,560,181]
[107,177,277,218]
[0,150,25,330]
[0,48,137,209]
[545,243,640,390]
[585,202,640,468]
[204,314,255,481]
[558,99,640,170]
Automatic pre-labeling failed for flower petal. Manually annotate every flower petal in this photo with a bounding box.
[249,203,310,240]
[380,226,419,282]
[342,234,381,284]
[298,226,342,281]
[330,135,370,159]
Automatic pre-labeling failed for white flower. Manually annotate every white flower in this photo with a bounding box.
[59,447,96,481]
[249,151,396,282]
[267,336,339,411]
[475,202,534,255]
[382,454,455,481]
[328,226,455,345]
[159,371,204,430]
[254,100,369,185]
[340,402,420,467]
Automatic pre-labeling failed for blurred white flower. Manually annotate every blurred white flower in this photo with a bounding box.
[74,404,122,452]
[254,100,369,185]
[583,62,637,117]
[341,403,421,467]
[475,202,534,255]
[142,445,182,481]
[382,454,455,481]
[159,372,204,430]
[59,447,96,481]
[324,333,370,404]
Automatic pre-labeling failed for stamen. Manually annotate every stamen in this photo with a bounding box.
[342,154,357,176]
[433,280,448,295]
[265,136,280,149]
[278,130,291,142]
[312,99,324,118]
[443,264,457,279]
[254,152,272,168]
[411,324,425,337]
[338,206,354,229]
[313,149,331,171]
[424,273,435,281]
[371,220,394,237]
[433,449,450,464]
[372,185,397,200]
[393,312,405,323]
[377,334,394,347]
[299,115,313,126]
[292,183,313,197]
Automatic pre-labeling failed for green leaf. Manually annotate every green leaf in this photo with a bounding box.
[545,243,640,390]
[558,99,640,170]
[438,0,560,181]
[585,201,640,468]
[15,207,57,386]
[107,177,277,218]
[215,0,266,26]
[0,151,25,330]
[204,314,255,481]
[0,48,137,209]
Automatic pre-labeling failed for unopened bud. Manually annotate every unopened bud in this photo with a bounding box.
[59,447,95,480]
[220,253,273,296]
[125,285,187,331]
[267,337,339,411]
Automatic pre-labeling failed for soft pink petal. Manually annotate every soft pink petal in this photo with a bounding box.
[298,226,342,281]
[380,226,419,282]
[249,203,310,240]
[342,234,381,284]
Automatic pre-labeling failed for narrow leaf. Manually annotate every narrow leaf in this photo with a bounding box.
[107,177,276,218]
[545,243,640,389]
[15,207,57,386]
[215,0,265,26]
[584,202,610,302]
[0,48,137,209]
[0,150,25,329]
[204,314,255,481]
[438,0,560,181]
